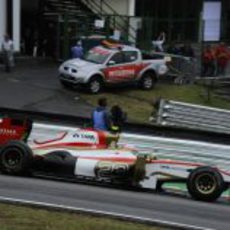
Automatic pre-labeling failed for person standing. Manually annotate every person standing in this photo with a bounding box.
[71,40,84,59]
[92,97,110,131]
[215,42,230,76]
[1,34,14,72]
[202,45,215,77]
[110,105,127,133]
[152,32,166,52]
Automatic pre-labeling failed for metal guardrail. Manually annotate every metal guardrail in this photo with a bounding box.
[156,99,230,134]
[30,122,230,173]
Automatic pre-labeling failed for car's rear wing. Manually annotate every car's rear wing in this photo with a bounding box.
[0,117,32,145]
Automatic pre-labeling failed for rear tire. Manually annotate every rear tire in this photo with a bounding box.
[139,72,156,90]
[0,141,33,175]
[87,76,103,94]
[187,167,224,202]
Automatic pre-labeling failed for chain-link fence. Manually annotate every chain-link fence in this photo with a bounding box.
[167,54,199,84]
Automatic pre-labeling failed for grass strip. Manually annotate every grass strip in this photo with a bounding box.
[0,203,171,230]
[82,84,230,123]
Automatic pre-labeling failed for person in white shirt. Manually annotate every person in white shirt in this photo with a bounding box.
[152,32,166,52]
[1,34,14,72]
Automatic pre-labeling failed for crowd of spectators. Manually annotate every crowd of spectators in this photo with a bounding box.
[201,43,230,77]
[92,97,127,133]
[152,35,230,78]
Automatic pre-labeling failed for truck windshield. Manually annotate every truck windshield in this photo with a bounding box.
[84,47,111,64]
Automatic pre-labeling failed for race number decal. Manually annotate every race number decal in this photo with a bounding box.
[95,161,130,178]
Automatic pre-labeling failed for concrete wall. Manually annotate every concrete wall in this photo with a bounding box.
[0,0,7,51]
[101,0,135,16]
[0,0,21,52]
[13,0,21,52]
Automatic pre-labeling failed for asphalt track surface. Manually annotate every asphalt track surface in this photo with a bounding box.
[0,174,229,230]
[0,59,230,230]
[0,58,93,117]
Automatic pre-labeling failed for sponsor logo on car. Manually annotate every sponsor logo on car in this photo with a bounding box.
[0,129,17,135]
[73,132,98,143]
[108,69,135,78]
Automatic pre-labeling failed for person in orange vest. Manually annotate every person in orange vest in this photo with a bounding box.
[202,45,216,77]
[215,42,230,76]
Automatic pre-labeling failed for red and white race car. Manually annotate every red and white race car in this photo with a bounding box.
[59,41,170,93]
[0,117,229,202]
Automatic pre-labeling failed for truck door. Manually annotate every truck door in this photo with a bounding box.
[104,51,138,83]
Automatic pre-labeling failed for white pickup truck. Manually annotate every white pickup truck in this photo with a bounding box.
[59,43,170,93]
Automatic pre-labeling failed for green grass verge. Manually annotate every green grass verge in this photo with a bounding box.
[81,84,230,123]
[0,203,170,230]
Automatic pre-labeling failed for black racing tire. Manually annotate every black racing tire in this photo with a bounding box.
[139,72,156,90]
[0,141,33,175]
[87,76,103,94]
[60,80,73,89]
[187,167,224,202]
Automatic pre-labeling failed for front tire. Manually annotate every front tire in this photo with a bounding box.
[187,167,224,202]
[0,141,33,175]
[87,76,103,94]
[60,80,72,89]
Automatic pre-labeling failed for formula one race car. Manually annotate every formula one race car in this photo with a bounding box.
[0,116,229,202]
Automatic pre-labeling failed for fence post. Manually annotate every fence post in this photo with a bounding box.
[63,12,69,60]
[205,78,214,102]
[105,15,111,39]
[124,16,129,43]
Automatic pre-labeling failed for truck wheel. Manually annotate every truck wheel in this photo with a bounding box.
[187,167,224,202]
[0,141,33,175]
[88,76,103,94]
[140,72,156,90]
[60,80,72,89]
